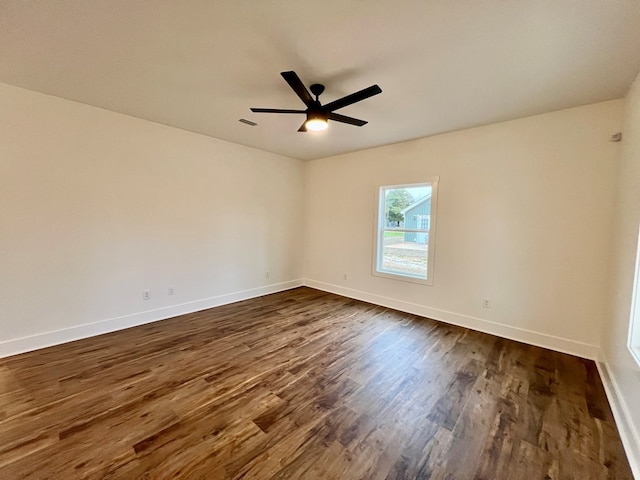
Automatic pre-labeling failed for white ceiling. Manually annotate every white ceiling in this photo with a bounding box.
[1,1,639,161]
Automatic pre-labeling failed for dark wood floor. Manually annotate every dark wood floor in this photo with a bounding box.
[0,287,632,479]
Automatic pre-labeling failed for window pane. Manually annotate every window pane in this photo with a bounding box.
[384,186,431,229]
[380,230,428,278]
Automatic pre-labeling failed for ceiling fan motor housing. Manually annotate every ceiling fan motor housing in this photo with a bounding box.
[307,109,327,121]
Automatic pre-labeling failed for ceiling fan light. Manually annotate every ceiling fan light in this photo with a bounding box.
[305,111,328,132]
[305,118,328,131]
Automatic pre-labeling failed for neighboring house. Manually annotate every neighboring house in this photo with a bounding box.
[402,194,431,243]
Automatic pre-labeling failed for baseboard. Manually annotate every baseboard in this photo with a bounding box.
[4,279,598,360]
[596,360,640,479]
[303,279,600,360]
[0,279,304,359]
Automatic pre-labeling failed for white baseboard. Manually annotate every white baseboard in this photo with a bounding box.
[0,279,303,359]
[303,279,600,360]
[596,360,640,479]
[3,278,600,361]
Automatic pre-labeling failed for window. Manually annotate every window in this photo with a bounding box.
[373,178,439,285]
[628,226,640,367]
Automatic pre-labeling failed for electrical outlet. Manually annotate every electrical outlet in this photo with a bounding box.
[265,271,270,279]
[482,298,491,308]
[343,273,348,280]
[168,287,175,296]
[143,290,150,301]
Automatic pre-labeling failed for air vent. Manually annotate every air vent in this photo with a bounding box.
[239,118,258,126]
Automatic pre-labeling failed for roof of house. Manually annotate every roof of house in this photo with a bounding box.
[401,194,432,215]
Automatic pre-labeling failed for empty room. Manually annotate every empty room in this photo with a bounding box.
[1,1,640,479]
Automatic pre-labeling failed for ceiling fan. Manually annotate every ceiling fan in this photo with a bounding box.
[250,71,382,132]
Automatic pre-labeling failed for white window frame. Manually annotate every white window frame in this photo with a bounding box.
[372,178,439,286]
[628,225,640,367]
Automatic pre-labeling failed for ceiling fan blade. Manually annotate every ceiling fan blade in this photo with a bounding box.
[281,71,315,107]
[323,85,382,112]
[327,112,367,127]
[298,121,307,132]
[250,108,306,114]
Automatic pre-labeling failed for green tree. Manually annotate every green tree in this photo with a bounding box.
[386,189,414,226]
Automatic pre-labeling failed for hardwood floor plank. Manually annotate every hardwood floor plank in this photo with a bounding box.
[473,396,520,479]
[434,375,503,478]
[0,287,632,479]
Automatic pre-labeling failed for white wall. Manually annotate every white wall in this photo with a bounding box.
[305,100,623,358]
[0,83,305,356]
[0,83,624,362]
[602,72,640,475]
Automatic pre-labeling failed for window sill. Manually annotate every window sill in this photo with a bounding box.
[372,269,433,286]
